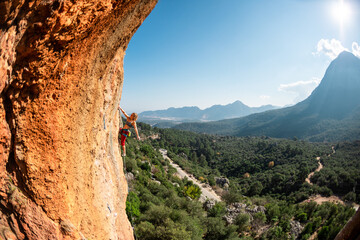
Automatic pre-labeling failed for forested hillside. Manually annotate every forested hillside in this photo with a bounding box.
[311,141,360,200]
[122,122,358,239]
[148,125,359,203]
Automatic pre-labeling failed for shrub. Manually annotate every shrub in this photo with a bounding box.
[248,181,263,196]
[207,202,226,218]
[265,226,287,240]
[317,226,330,240]
[265,203,280,223]
[344,191,356,202]
[296,212,308,223]
[184,185,202,200]
[208,176,216,186]
[125,157,137,173]
[235,213,250,232]
[204,217,240,240]
[223,191,243,205]
[126,191,141,219]
[253,212,266,225]
[140,144,156,158]
[136,221,155,240]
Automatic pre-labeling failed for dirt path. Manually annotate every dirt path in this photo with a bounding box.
[304,146,359,210]
[305,195,359,211]
[305,146,336,185]
[159,149,222,202]
[305,157,323,185]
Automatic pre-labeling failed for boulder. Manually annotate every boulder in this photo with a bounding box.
[215,177,230,188]
[290,220,304,239]
[203,199,216,211]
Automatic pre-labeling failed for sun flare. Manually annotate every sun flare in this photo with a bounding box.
[332,0,352,25]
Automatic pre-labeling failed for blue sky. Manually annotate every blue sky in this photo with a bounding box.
[121,0,360,113]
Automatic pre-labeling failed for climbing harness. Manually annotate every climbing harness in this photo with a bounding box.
[121,128,131,137]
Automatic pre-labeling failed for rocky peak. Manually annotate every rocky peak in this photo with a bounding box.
[301,51,360,119]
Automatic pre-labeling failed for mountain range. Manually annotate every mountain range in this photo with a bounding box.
[139,101,278,126]
[174,51,360,142]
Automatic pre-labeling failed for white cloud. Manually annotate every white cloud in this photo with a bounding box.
[314,39,360,59]
[259,95,270,100]
[278,78,321,103]
[352,42,360,58]
[314,39,348,60]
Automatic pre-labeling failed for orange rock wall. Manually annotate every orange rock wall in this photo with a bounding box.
[0,0,157,239]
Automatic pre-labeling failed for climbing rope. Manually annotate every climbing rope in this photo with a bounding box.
[123,155,127,177]
[122,155,138,240]
[119,107,138,239]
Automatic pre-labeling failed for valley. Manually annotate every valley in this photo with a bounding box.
[128,33,360,240]
[123,122,359,239]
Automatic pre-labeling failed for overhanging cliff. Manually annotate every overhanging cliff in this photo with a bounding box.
[0,0,157,239]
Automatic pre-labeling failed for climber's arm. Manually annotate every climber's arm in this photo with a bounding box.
[133,122,141,140]
[119,107,129,118]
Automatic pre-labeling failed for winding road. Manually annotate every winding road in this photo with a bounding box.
[305,157,323,185]
[304,146,359,210]
[305,146,335,185]
[159,149,221,202]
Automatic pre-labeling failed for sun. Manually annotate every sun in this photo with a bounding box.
[332,0,352,25]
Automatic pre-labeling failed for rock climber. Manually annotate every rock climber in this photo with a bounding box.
[118,106,141,156]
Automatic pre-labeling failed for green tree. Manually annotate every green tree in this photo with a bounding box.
[266,226,287,240]
[223,191,242,205]
[136,221,155,240]
[248,181,263,196]
[296,212,307,223]
[199,154,208,167]
[126,191,140,219]
[317,226,330,240]
[208,202,226,218]
[253,212,266,226]
[266,203,280,222]
[344,191,356,202]
[184,185,202,200]
[140,144,156,158]
[235,213,250,232]
[205,217,240,240]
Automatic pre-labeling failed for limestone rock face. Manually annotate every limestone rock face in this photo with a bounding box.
[0,0,157,239]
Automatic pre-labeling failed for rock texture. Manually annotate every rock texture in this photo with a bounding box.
[335,208,360,240]
[0,0,157,239]
[224,202,266,224]
[215,176,230,189]
[289,220,303,240]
